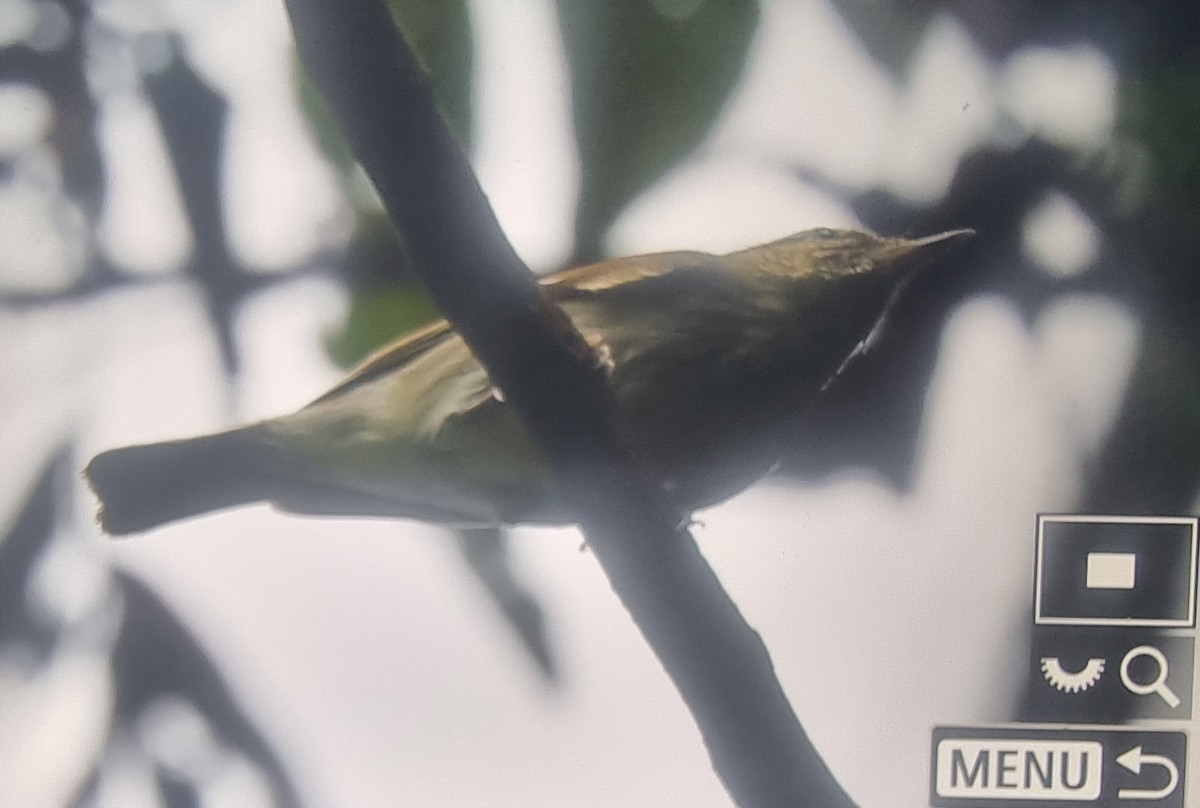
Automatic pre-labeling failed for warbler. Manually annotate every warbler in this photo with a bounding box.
[86,227,971,535]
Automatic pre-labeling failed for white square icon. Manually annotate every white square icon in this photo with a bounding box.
[1086,552,1137,590]
[1036,514,1198,626]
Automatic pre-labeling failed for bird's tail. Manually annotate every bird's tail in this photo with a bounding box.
[85,426,277,535]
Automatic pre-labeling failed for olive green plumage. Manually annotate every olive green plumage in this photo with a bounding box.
[86,227,971,534]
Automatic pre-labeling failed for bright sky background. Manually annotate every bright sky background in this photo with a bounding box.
[2,0,1168,807]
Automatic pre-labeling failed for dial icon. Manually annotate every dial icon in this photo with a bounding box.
[1041,657,1106,693]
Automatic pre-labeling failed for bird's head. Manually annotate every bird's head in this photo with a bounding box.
[725,226,974,282]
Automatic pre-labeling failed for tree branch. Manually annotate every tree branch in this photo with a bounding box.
[283,2,857,805]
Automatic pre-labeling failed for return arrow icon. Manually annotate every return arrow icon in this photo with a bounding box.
[1116,745,1179,800]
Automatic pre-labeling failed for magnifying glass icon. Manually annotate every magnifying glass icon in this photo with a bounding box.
[1120,645,1181,708]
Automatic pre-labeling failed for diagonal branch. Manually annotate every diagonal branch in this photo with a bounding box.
[283,2,858,805]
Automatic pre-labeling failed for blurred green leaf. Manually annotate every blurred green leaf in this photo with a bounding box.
[827,0,937,75]
[326,283,442,367]
[558,0,759,261]
[1081,62,1200,512]
[296,65,359,173]
[1085,334,1200,513]
[1117,68,1200,337]
[297,0,474,176]
[324,214,441,367]
[384,0,474,147]
[1120,69,1200,205]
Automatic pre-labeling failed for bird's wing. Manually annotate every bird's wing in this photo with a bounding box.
[303,318,456,407]
[303,250,713,409]
[542,251,711,296]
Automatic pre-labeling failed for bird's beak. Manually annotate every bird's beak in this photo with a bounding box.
[879,228,974,276]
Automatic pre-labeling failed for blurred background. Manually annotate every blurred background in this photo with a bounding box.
[2,0,1198,806]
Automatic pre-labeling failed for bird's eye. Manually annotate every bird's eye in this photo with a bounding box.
[813,228,837,239]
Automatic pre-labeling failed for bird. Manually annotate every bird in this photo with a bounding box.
[86,226,972,535]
